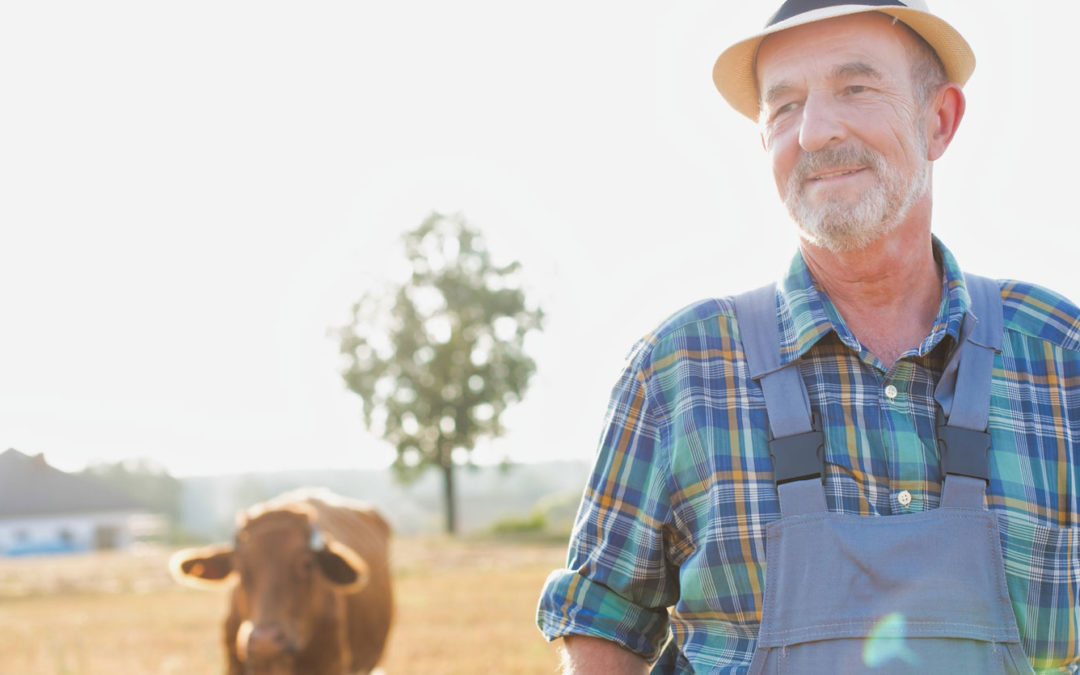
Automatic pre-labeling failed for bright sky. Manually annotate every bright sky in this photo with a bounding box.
[3,1,1077,477]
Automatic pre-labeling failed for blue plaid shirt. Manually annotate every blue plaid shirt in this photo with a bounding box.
[537,239,1080,672]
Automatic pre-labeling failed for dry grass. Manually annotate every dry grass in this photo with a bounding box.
[0,537,568,674]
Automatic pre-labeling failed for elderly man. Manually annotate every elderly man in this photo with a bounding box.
[537,1,1080,673]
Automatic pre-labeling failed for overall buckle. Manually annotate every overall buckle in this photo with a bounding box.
[935,405,991,482]
[769,415,825,485]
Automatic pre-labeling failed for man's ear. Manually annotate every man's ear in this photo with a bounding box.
[926,82,965,161]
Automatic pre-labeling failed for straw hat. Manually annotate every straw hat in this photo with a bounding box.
[713,0,975,121]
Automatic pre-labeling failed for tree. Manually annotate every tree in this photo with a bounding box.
[335,212,544,534]
[80,458,182,541]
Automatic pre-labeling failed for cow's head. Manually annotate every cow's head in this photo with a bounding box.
[169,504,370,673]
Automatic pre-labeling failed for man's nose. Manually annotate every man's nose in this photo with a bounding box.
[798,93,846,153]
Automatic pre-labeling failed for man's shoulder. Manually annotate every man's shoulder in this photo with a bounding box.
[650,297,738,342]
[625,297,740,370]
[996,278,1080,353]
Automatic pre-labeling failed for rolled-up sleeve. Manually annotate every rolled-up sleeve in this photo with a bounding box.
[536,337,677,660]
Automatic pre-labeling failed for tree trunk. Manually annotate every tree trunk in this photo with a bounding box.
[441,461,457,535]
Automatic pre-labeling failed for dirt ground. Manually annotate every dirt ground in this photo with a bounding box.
[0,536,569,674]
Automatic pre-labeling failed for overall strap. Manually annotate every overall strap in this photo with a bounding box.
[734,284,826,516]
[935,273,1003,508]
[735,275,1003,515]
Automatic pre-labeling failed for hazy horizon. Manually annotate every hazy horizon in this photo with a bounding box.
[4,1,1076,478]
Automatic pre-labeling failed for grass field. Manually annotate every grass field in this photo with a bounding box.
[0,536,568,674]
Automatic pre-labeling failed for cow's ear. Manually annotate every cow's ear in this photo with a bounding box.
[314,540,370,592]
[169,545,236,589]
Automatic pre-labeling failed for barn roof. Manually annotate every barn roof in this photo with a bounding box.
[0,449,146,518]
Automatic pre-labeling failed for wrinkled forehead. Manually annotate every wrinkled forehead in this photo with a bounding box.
[755,11,916,83]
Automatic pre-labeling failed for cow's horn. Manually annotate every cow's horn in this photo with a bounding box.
[308,526,326,551]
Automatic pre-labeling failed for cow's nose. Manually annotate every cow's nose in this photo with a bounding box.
[245,622,290,661]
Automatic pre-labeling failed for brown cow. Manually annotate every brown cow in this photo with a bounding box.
[170,489,392,675]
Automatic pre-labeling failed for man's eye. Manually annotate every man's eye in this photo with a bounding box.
[773,102,798,118]
[846,85,867,94]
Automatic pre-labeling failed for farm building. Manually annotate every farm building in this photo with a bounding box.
[0,448,161,556]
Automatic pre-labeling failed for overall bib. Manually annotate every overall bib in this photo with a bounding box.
[733,275,1033,674]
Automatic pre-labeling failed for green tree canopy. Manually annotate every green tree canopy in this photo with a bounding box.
[335,212,544,534]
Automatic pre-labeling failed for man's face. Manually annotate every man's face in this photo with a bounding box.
[756,13,933,253]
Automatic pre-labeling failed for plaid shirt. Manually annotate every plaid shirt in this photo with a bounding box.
[537,239,1080,673]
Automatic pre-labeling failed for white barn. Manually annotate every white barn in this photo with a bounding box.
[0,448,160,556]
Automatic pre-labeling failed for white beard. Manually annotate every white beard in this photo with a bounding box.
[785,139,930,253]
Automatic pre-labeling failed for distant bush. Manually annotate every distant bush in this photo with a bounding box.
[531,491,580,535]
[491,511,547,536]
[486,489,586,541]
[80,459,184,543]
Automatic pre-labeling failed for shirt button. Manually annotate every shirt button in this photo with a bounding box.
[898,490,912,507]
[884,384,898,400]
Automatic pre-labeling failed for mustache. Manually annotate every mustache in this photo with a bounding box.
[790,145,885,186]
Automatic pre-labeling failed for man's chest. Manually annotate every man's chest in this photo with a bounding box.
[658,340,1080,667]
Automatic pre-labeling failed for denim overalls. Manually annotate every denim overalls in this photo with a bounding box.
[732,274,1033,674]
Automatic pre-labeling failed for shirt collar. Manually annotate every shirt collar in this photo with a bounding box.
[775,236,970,367]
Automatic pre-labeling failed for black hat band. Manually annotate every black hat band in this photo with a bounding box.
[767,0,908,28]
